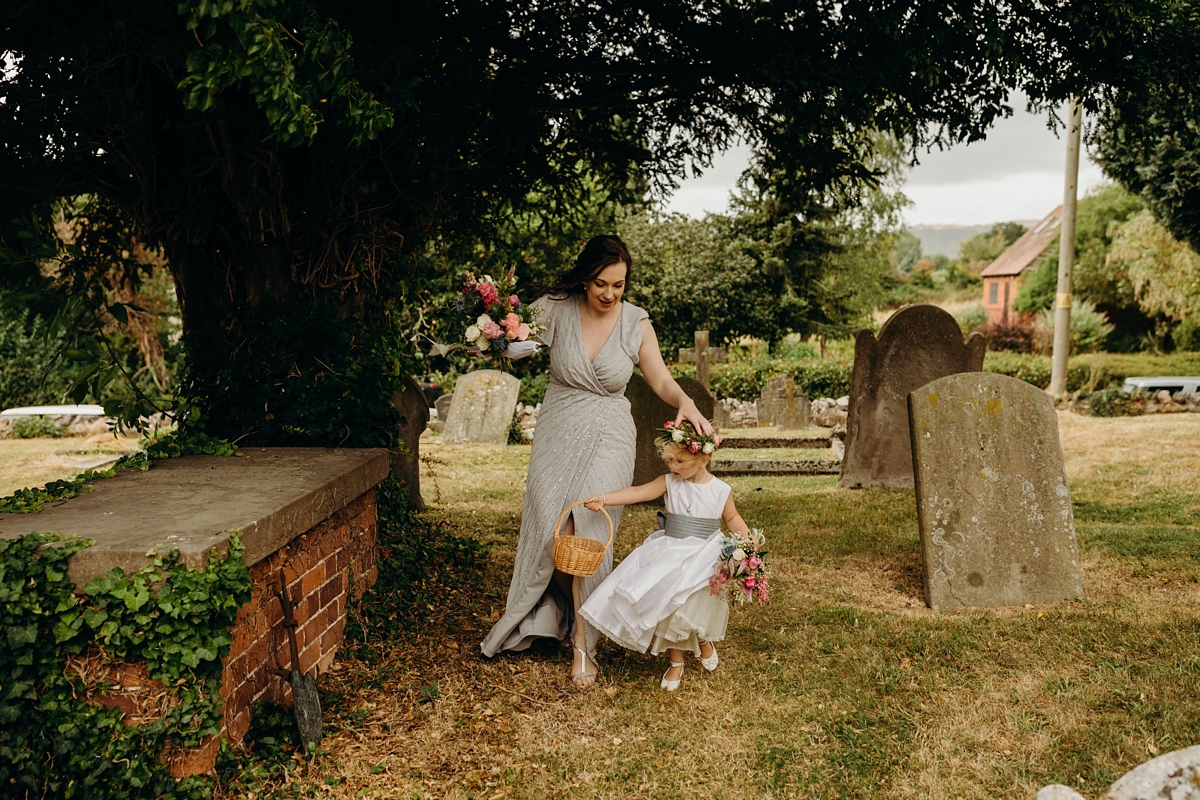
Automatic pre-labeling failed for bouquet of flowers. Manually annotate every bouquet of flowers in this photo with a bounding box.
[709,528,770,605]
[437,268,544,367]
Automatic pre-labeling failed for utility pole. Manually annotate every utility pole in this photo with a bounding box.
[1049,97,1082,397]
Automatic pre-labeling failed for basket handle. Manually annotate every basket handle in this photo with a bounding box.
[552,500,614,553]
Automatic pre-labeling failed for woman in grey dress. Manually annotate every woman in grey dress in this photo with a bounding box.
[479,236,714,686]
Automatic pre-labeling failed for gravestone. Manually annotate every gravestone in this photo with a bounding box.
[441,370,520,446]
[434,393,454,422]
[678,330,725,391]
[839,304,986,489]
[755,376,811,429]
[627,372,715,492]
[390,376,429,510]
[909,372,1083,609]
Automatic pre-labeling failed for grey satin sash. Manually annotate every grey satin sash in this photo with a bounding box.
[657,511,722,540]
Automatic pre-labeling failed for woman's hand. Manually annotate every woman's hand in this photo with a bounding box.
[583,494,607,512]
[675,399,714,436]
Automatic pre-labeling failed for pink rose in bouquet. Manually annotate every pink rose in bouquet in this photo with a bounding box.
[508,294,520,308]
[710,529,770,606]
[482,321,503,339]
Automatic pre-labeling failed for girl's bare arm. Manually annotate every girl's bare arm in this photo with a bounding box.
[583,475,667,511]
[722,493,750,534]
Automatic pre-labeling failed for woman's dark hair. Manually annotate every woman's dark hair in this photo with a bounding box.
[549,235,632,297]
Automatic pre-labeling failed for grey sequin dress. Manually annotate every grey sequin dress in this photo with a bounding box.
[480,294,649,658]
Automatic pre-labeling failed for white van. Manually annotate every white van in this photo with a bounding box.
[1120,376,1200,395]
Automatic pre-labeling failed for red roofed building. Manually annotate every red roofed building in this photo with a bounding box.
[980,206,1062,326]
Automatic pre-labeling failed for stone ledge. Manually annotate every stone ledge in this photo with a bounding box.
[710,459,840,476]
[719,435,830,449]
[0,447,390,590]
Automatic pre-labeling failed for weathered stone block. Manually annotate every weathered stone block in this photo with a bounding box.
[840,304,986,489]
[909,372,1083,609]
[441,370,520,445]
[627,372,714,491]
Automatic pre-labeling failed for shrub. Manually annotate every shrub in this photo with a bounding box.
[518,372,548,406]
[986,317,1038,352]
[1175,317,1200,352]
[954,305,988,336]
[11,416,64,439]
[1034,298,1115,354]
[0,309,72,410]
[791,359,854,399]
[1082,383,1148,417]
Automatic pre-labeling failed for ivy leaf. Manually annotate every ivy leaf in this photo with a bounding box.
[107,303,129,325]
[7,623,37,647]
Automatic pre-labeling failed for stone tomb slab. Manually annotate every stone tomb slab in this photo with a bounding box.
[441,369,520,446]
[627,372,715,490]
[908,373,1083,609]
[840,304,986,489]
[0,447,390,590]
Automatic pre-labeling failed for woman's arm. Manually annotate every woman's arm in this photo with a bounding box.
[637,319,714,435]
[721,493,750,535]
[583,475,667,511]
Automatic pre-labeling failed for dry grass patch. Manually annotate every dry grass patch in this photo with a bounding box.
[0,434,140,496]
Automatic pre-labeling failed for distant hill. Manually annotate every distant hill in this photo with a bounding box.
[910,224,991,259]
[911,221,1041,259]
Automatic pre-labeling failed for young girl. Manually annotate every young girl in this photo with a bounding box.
[578,421,749,691]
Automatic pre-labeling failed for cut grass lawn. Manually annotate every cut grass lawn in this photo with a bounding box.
[11,413,1170,799]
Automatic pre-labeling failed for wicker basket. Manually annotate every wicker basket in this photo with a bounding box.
[552,501,614,577]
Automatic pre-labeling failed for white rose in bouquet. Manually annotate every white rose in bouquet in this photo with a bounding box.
[671,429,685,442]
[732,548,746,562]
[702,442,714,454]
[476,313,492,328]
[474,337,490,352]
[464,325,481,342]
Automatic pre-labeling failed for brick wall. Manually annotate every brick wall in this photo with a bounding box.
[77,487,380,778]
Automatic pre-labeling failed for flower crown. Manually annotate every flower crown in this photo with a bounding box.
[657,420,724,456]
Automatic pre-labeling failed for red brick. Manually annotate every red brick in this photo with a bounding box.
[167,733,220,778]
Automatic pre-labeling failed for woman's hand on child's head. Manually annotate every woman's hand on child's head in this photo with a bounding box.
[675,403,714,436]
[583,495,606,512]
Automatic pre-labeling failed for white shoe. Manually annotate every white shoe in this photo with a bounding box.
[570,647,598,688]
[660,660,685,691]
[698,642,718,672]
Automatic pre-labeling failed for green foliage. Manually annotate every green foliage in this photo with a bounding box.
[984,350,1200,391]
[518,373,548,407]
[183,294,406,447]
[673,354,854,401]
[0,467,120,514]
[507,416,528,445]
[1094,3,1200,255]
[0,309,72,410]
[1081,383,1149,417]
[1034,298,1116,354]
[956,222,1026,271]
[343,475,485,662]
[1014,184,1147,319]
[954,305,989,335]
[0,531,250,799]
[11,416,64,439]
[1175,317,1200,351]
[178,0,394,146]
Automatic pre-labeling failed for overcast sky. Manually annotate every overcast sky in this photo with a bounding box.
[662,98,1109,226]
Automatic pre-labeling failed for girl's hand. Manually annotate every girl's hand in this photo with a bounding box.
[675,399,714,436]
[583,494,607,512]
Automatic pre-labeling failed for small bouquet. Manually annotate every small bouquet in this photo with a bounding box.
[709,528,770,605]
[432,268,544,367]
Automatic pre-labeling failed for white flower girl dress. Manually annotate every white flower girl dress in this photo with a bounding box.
[580,474,730,656]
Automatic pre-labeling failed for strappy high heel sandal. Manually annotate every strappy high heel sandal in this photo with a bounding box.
[570,646,599,688]
[660,659,685,691]
[698,641,719,672]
